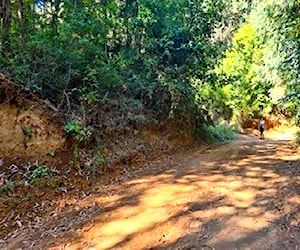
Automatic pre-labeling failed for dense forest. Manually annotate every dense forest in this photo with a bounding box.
[0,0,299,140]
[0,1,300,248]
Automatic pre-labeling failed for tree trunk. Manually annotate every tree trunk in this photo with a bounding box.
[135,0,142,54]
[125,0,131,50]
[1,0,11,58]
[51,0,61,37]
[17,0,25,42]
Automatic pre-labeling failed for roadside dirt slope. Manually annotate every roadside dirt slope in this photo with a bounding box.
[0,103,65,157]
[1,127,299,250]
[0,73,64,158]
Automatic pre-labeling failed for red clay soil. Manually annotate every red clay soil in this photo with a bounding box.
[1,127,299,250]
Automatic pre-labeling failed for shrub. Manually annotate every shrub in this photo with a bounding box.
[203,123,237,143]
[64,120,94,143]
[64,120,95,168]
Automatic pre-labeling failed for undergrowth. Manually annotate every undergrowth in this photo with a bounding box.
[293,131,300,149]
[204,123,237,143]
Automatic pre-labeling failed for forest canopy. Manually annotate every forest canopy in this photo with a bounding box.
[0,0,299,137]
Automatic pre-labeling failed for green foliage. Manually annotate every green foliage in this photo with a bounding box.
[216,22,269,119]
[1,0,299,141]
[251,0,300,123]
[64,121,94,143]
[93,152,105,166]
[203,124,237,143]
[29,165,52,183]
[64,120,94,168]
[29,165,51,180]
[214,0,300,125]
[1,0,249,131]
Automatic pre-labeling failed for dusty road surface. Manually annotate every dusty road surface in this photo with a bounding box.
[1,127,299,250]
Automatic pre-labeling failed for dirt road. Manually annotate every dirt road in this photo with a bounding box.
[2,127,299,249]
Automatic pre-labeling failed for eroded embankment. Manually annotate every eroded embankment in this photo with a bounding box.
[0,103,65,157]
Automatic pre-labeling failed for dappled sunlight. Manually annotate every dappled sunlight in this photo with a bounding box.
[209,212,279,246]
[68,172,213,249]
[142,184,195,207]
[68,167,289,248]
[1,0,299,247]
[90,208,172,248]
[230,190,256,208]
[288,196,300,205]
[193,205,236,218]
[50,128,300,250]
[266,126,299,141]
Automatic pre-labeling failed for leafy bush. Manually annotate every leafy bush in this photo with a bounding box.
[64,120,95,168]
[203,123,237,143]
[64,121,94,143]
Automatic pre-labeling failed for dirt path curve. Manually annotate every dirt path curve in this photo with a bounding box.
[2,127,300,250]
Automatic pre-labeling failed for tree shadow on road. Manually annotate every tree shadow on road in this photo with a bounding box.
[1,137,299,249]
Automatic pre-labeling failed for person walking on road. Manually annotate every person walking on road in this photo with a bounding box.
[259,117,265,139]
